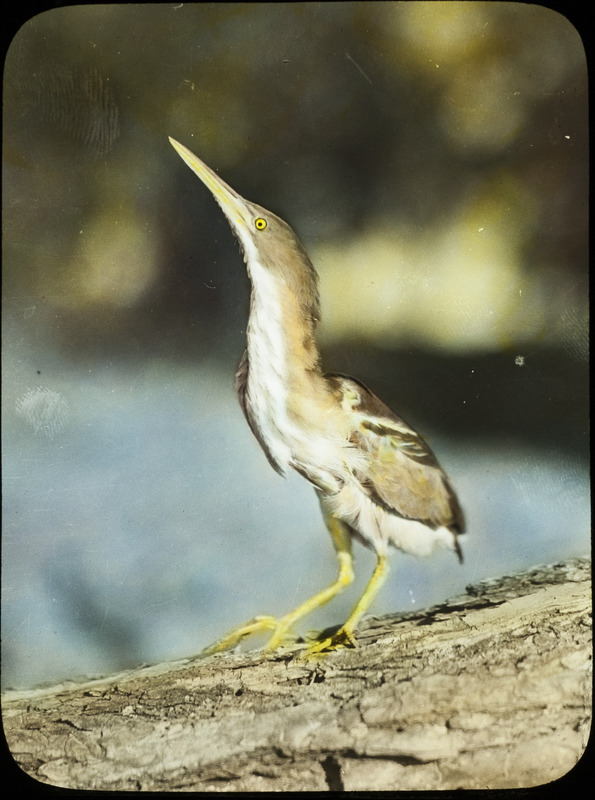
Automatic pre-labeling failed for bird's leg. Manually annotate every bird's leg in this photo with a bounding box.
[308,552,389,654]
[201,518,354,655]
[265,521,354,650]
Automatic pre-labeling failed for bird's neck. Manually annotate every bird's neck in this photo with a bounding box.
[241,257,344,475]
[246,260,322,388]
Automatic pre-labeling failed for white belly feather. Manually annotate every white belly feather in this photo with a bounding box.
[322,484,457,558]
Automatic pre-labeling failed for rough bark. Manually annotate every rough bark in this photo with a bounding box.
[2,558,591,792]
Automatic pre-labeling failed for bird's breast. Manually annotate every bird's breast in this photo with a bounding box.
[242,278,350,483]
[245,348,350,483]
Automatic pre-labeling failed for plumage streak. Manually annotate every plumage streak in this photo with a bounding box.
[169,136,465,653]
[235,350,284,475]
[333,375,464,556]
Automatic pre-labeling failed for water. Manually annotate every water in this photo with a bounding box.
[2,359,590,689]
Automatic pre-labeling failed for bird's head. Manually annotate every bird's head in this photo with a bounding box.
[169,138,319,312]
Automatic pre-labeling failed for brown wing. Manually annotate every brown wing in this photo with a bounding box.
[327,374,465,534]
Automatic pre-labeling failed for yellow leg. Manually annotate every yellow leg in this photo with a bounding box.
[266,514,355,649]
[202,514,354,655]
[308,552,389,654]
[266,552,353,649]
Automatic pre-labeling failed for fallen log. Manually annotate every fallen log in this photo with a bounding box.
[3,557,591,791]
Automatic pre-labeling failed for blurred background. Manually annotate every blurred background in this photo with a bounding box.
[2,3,589,689]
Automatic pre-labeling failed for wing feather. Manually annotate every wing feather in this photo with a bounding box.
[327,373,465,533]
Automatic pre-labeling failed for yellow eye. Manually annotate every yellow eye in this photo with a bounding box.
[254,217,267,230]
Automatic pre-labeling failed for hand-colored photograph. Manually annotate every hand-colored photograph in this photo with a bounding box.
[2,2,589,791]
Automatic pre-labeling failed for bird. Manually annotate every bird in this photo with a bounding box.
[169,137,465,654]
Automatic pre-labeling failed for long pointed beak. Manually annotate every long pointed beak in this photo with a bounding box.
[169,137,248,227]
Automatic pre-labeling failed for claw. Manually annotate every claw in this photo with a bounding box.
[306,626,358,657]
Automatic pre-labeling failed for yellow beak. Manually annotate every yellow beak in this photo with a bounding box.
[169,137,249,228]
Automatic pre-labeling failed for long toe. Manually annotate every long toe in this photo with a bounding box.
[265,621,304,651]
[202,615,279,655]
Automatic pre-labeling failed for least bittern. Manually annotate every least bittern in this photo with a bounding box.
[169,137,465,654]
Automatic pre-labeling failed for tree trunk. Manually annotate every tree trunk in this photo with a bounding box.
[3,558,591,791]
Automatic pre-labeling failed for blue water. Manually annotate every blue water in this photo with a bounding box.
[2,359,590,689]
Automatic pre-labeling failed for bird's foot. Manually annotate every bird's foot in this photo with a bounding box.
[305,625,358,657]
[201,615,301,656]
[201,615,278,655]
[264,620,300,652]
